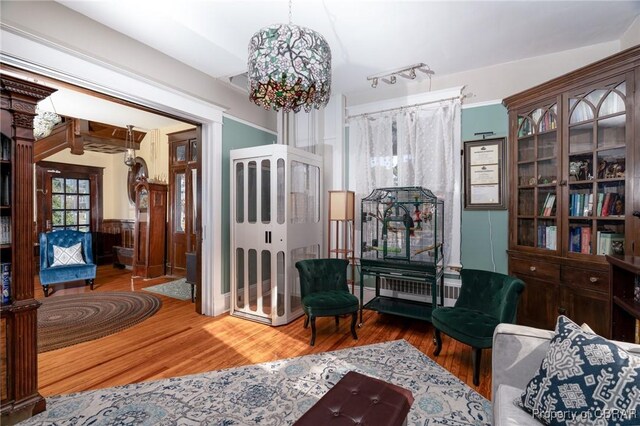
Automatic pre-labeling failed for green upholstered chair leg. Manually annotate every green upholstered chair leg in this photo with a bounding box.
[310,316,317,346]
[335,315,340,329]
[433,328,442,356]
[304,315,309,329]
[350,312,358,340]
[472,347,482,386]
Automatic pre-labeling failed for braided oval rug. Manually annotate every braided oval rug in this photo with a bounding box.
[38,292,161,353]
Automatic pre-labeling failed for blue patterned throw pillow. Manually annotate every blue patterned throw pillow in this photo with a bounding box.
[519,316,639,425]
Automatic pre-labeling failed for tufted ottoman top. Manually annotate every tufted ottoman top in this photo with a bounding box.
[294,371,414,426]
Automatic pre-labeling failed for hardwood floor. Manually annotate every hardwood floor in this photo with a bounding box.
[35,265,492,400]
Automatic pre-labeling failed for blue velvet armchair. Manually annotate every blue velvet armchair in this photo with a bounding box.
[39,230,96,297]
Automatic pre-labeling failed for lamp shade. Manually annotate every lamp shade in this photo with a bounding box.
[329,191,355,221]
[248,23,331,113]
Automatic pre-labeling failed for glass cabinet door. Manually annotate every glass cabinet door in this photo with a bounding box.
[567,79,627,257]
[515,102,559,250]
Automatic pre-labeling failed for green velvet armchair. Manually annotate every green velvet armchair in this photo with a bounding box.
[295,258,359,346]
[431,269,525,386]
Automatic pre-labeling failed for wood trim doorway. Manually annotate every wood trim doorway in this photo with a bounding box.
[35,161,104,266]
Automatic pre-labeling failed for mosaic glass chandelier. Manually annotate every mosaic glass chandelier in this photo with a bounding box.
[247,1,331,113]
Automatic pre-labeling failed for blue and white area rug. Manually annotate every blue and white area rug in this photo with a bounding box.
[23,340,491,425]
[142,278,192,301]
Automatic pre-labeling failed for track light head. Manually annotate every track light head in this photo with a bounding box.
[367,63,433,88]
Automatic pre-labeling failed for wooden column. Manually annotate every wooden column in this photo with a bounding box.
[1,75,56,424]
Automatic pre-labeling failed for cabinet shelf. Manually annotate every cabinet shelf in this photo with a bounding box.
[329,248,354,255]
[363,296,437,322]
[595,144,626,152]
[613,296,640,320]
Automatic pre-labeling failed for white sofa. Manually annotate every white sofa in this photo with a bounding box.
[491,323,640,426]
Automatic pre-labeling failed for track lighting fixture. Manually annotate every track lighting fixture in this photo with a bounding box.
[367,63,434,88]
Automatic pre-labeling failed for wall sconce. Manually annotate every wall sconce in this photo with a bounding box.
[367,63,434,88]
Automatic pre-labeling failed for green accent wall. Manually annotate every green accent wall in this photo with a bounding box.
[461,103,509,274]
[221,117,276,293]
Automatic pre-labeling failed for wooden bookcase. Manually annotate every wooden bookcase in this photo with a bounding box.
[607,255,640,343]
[1,75,56,423]
[503,46,640,337]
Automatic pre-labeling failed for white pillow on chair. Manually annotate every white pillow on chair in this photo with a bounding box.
[51,243,86,266]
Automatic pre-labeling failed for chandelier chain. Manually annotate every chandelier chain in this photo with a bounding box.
[289,0,292,24]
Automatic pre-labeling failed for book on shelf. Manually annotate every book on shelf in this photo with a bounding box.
[601,193,612,216]
[0,136,10,161]
[584,193,593,217]
[0,216,10,245]
[0,172,9,206]
[545,225,557,250]
[542,194,556,216]
[580,227,592,254]
[570,227,582,253]
[596,193,605,216]
[608,194,624,216]
[1,262,10,305]
[540,193,550,215]
[597,232,624,255]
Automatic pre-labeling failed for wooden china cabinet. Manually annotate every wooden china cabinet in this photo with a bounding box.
[1,75,56,423]
[503,46,640,338]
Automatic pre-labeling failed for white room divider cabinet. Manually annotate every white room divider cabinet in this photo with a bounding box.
[230,144,322,326]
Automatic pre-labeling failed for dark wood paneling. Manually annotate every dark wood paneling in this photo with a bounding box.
[101,219,135,266]
[1,74,53,423]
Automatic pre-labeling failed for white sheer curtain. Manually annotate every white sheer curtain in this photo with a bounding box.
[350,113,395,198]
[396,99,462,270]
[348,94,462,271]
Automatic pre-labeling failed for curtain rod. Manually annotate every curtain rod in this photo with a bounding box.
[346,94,465,120]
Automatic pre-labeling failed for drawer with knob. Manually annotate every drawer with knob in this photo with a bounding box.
[561,266,609,294]
[510,258,560,281]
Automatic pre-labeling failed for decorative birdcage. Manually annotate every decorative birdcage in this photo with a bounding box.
[359,186,445,323]
[361,186,444,267]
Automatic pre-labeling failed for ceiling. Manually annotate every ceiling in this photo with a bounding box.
[57,0,640,95]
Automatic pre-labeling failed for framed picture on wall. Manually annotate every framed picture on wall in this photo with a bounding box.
[464,137,507,210]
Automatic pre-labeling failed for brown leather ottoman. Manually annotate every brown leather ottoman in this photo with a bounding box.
[294,371,414,426]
